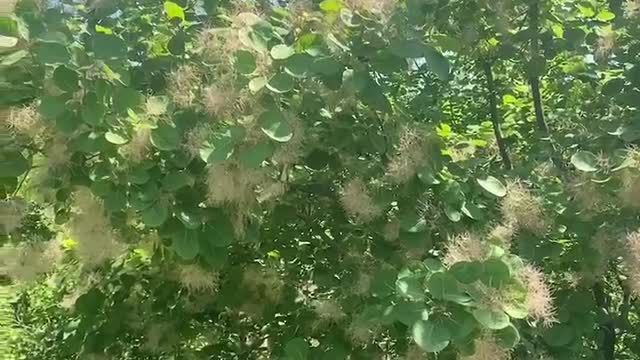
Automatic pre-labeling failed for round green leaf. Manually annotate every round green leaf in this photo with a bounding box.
[81,92,105,126]
[151,122,181,151]
[238,142,274,168]
[396,275,425,301]
[427,272,458,300]
[479,259,511,289]
[0,35,17,48]
[266,72,294,93]
[53,65,79,92]
[105,131,129,145]
[93,34,128,60]
[234,50,257,74]
[391,301,429,326]
[1,49,28,66]
[142,202,169,228]
[162,172,194,191]
[39,96,66,120]
[249,76,267,93]
[259,109,293,142]
[423,45,450,82]
[168,32,186,55]
[417,166,440,185]
[503,301,528,319]
[543,324,574,347]
[450,261,482,284]
[201,214,235,248]
[199,126,245,164]
[34,41,70,64]
[412,320,451,353]
[284,338,309,360]
[177,210,203,230]
[496,324,520,349]
[472,308,510,330]
[571,151,598,172]
[164,1,185,21]
[173,228,200,260]
[477,176,507,197]
[285,54,312,78]
[270,44,295,60]
[0,151,29,177]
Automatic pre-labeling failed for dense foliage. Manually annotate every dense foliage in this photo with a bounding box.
[1,0,640,359]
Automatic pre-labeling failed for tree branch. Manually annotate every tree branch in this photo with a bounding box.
[527,0,564,170]
[593,282,616,360]
[482,60,512,170]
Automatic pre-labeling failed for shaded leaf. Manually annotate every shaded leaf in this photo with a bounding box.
[412,320,450,353]
[477,176,507,197]
[571,151,598,172]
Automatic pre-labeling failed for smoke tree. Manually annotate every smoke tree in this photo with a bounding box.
[1,0,640,359]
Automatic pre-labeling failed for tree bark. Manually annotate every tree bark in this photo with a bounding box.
[527,0,564,169]
[482,60,512,170]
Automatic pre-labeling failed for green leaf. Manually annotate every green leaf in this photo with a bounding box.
[178,210,203,230]
[477,176,507,197]
[503,301,528,319]
[52,65,79,93]
[370,267,397,298]
[423,45,450,81]
[249,76,267,93]
[571,151,598,172]
[390,300,429,326]
[81,92,105,126]
[472,308,510,330]
[284,337,309,360]
[396,275,425,301]
[390,39,427,58]
[285,54,312,78]
[1,49,28,66]
[412,320,450,353]
[444,204,462,222]
[201,215,235,248]
[270,44,295,60]
[162,172,194,191]
[39,96,66,120]
[417,166,440,185]
[0,151,29,177]
[259,109,293,142]
[142,202,169,228]
[105,131,129,145]
[103,191,127,212]
[235,50,257,74]
[543,324,574,347]
[595,9,615,21]
[173,227,200,260]
[33,41,70,64]
[320,0,343,12]
[93,34,128,60]
[450,261,482,284]
[238,142,274,168]
[151,122,181,151]
[0,35,17,48]
[168,32,186,55]
[199,126,245,164]
[479,259,511,289]
[427,272,470,305]
[164,1,185,21]
[266,72,294,93]
[496,324,520,349]
[461,202,483,221]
